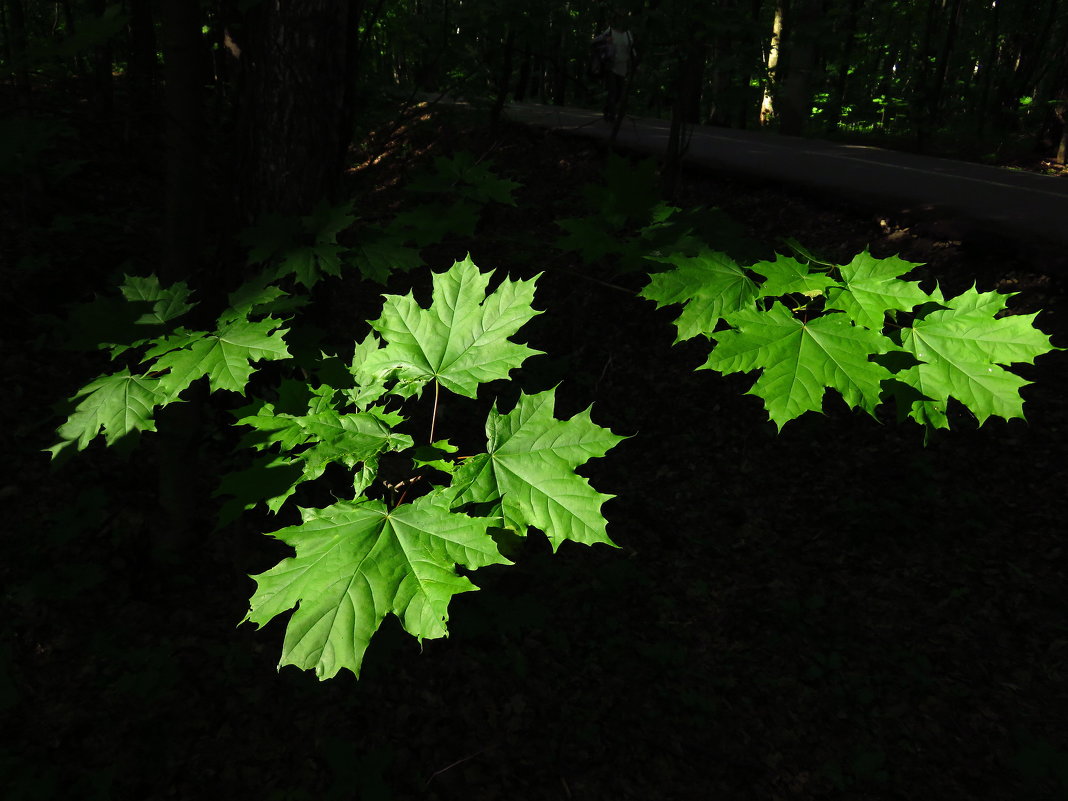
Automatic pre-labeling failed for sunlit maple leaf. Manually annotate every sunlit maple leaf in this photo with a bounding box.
[641,250,760,341]
[150,317,290,400]
[825,250,929,330]
[352,255,542,399]
[896,286,1057,428]
[449,388,623,550]
[750,254,837,299]
[48,369,163,456]
[244,492,507,679]
[705,304,897,428]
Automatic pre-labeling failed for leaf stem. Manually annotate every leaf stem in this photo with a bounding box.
[429,379,440,443]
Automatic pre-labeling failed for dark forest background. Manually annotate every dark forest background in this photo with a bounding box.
[3,1,1068,800]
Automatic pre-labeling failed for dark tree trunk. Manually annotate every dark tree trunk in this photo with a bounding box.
[735,0,765,129]
[87,0,115,115]
[778,0,817,136]
[7,0,31,109]
[235,0,355,222]
[127,0,158,125]
[977,0,1000,136]
[662,43,704,199]
[913,0,938,151]
[927,0,963,133]
[824,0,862,131]
[491,27,515,127]
[154,0,207,561]
[159,0,204,284]
[514,44,531,102]
[551,16,566,105]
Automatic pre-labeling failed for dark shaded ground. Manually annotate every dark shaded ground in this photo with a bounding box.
[3,103,1067,800]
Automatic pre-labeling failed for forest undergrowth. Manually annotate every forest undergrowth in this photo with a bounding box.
[3,99,1067,800]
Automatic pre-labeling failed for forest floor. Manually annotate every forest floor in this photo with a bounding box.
[3,99,1068,800]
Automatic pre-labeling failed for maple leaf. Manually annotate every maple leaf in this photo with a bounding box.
[555,216,623,263]
[824,250,929,330]
[351,228,423,284]
[641,250,760,342]
[352,255,542,399]
[275,243,344,288]
[448,388,624,550]
[895,287,1057,428]
[218,272,311,326]
[406,152,520,206]
[230,398,412,513]
[705,304,897,428]
[119,274,194,324]
[150,317,290,401]
[751,254,837,299]
[388,202,479,247]
[583,154,660,227]
[244,492,507,679]
[48,369,163,456]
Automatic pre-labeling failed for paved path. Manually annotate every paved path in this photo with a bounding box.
[504,102,1068,247]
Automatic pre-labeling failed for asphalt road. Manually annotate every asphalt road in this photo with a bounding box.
[504,101,1068,247]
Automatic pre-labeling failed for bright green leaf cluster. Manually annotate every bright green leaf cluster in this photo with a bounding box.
[51,253,621,681]
[241,257,622,679]
[642,248,1056,432]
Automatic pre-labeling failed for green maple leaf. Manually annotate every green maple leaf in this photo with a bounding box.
[388,202,479,247]
[231,398,411,512]
[705,304,897,429]
[751,255,837,299]
[641,250,760,342]
[352,229,423,284]
[584,154,659,226]
[150,317,290,400]
[244,492,507,679]
[48,369,163,456]
[119,274,194,324]
[449,388,623,550]
[220,277,295,326]
[352,255,542,399]
[896,287,1056,428]
[406,152,520,206]
[555,216,623,263]
[825,250,929,330]
[275,243,344,288]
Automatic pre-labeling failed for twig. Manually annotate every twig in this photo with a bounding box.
[424,746,493,786]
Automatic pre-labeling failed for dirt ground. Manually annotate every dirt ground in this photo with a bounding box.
[3,104,1067,800]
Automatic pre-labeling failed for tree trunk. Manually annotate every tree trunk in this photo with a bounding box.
[551,14,566,105]
[913,0,938,151]
[127,0,158,127]
[733,0,765,129]
[159,0,204,284]
[824,0,862,131]
[514,43,531,102]
[87,0,115,115]
[6,0,31,109]
[154,0,206,561]
[491,27,515,127]
[778,0,817,136]
[977,0,1000,136]
[759,0,785,125]
[662,43,704,199]
[235,0,355,222]
[926,0,963,135]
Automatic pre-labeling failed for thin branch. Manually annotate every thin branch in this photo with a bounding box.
[425,746,493,786]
